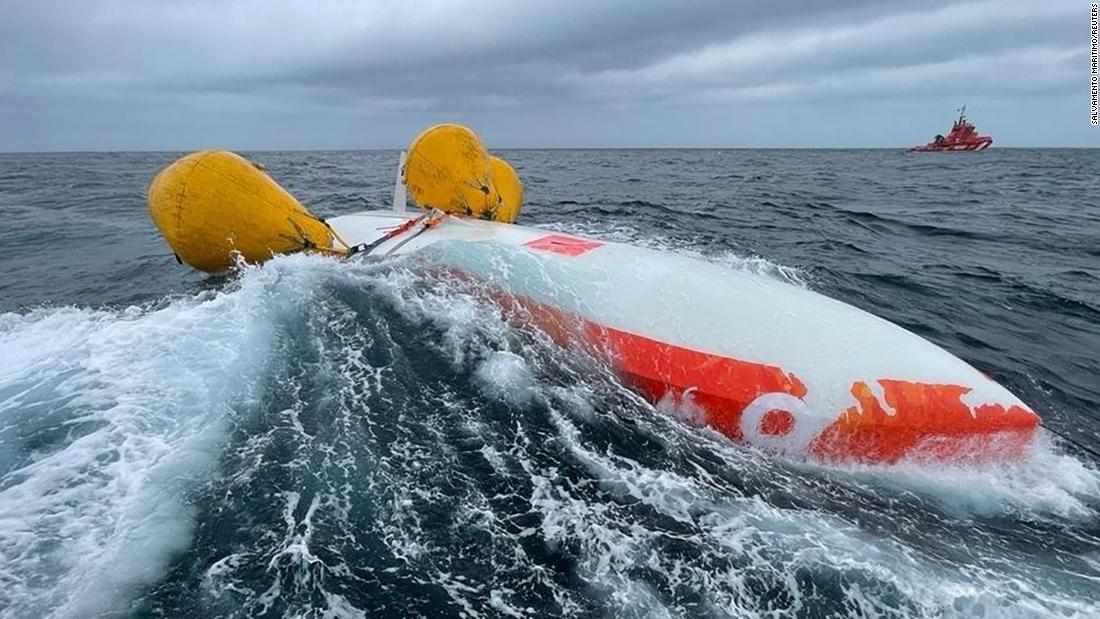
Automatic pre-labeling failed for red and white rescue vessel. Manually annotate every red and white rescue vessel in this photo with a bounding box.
[910,106,993,152]
[328,209,1038,465]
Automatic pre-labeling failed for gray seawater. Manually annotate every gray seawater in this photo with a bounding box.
[1,149,1099,618]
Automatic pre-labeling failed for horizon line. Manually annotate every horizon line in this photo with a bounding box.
[1,146,1097,155]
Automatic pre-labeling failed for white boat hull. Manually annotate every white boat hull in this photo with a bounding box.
[329,210,1039,463]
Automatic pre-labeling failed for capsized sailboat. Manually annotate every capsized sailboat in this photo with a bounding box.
[146,125,1038,465]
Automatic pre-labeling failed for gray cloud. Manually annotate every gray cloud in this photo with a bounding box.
[0,0,1089,150]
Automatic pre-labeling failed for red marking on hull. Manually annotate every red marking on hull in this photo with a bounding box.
[494,291,806,441]
[810,380,1037,463]
[523,234,604,257]
[596,326,807,441]
[449,269,1039,463]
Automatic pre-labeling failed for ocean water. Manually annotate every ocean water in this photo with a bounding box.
[1,148,1099,618]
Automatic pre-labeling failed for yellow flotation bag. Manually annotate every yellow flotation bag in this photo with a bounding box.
[489,156,523,224]
[405,124,523,222]
[147,151,340,272]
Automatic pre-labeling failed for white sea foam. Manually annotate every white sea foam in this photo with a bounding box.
[0,256,329,618]
[805,432,1100,520]
[536,406,1100,617]
[475,351,538,407]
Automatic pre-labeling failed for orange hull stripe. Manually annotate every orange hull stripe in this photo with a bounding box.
[483,272,1039,463]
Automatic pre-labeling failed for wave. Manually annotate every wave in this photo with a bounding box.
[1,252,1097,617]
[0,262,296,617]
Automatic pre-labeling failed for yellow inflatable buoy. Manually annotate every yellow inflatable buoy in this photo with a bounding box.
[489,156,523,224]
[404,124,502,220]
[147,151,340,272]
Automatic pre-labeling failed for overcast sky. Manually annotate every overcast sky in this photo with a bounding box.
[0,0,1092,150]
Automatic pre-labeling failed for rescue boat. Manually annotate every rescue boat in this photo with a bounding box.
[146,125,1038,465]
[910,106,993,152]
